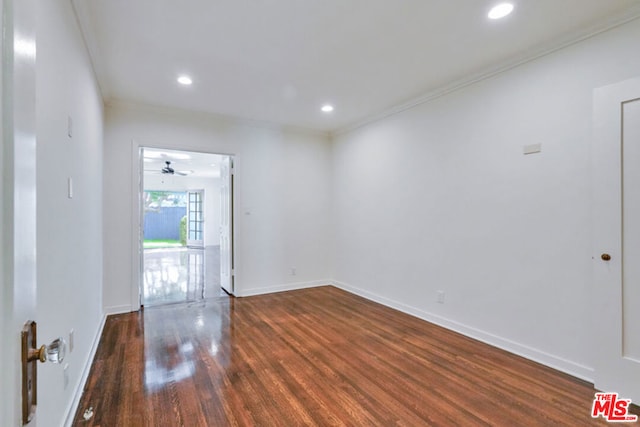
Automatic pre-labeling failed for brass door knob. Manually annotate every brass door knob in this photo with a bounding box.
[27,344,47,363]
[601,253,611,261]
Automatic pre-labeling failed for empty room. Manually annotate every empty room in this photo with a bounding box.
[2,0,640,426]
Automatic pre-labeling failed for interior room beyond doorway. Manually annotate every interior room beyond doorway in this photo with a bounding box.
[141,148,230,307]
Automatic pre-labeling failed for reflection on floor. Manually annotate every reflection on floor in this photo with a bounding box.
[74,287,624,426]
[143,246,222,307]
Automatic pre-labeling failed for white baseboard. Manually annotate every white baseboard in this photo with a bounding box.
[238,280,329,297]
[104,304,134,315]
[63,313,107,427]
[330,280,594,383]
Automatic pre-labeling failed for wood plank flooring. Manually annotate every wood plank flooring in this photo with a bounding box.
[72,286,638,426]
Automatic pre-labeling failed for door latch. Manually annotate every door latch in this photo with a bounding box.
[21,321,67,424]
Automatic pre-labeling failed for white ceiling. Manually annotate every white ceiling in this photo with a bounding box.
[143,148,222,178]
[73,0,640,133]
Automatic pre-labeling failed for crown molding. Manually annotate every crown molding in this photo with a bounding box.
[107,98,331,138]
[68,0,640,139]
[332,7,640,137]
[70,0,111,100]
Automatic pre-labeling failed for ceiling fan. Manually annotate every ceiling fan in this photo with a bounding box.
[161,161,188,176]
[144,160,190,176]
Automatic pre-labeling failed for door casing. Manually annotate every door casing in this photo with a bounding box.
[133,144,237,309]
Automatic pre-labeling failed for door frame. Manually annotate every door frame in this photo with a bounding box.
[131,142,237,308]
[219,156,235,295]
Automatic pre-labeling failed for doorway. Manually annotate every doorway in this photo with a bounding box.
[593,76,640,404]
[139,147,234,307]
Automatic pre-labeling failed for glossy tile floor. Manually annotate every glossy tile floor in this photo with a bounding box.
[143,246,222,306]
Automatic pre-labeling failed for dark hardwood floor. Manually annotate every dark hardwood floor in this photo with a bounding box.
[72,286,637,426]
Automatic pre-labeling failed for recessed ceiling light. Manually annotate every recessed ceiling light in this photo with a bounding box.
[488,3,514,20]
[321,104,334,113]
[177,75,193,85]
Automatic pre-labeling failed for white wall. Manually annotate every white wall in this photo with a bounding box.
[331,18,640,380]
[104,102,332,311]
[36,0,104,425]
[144,173,221,246]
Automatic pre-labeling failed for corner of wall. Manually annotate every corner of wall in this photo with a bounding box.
[237,280,330,298]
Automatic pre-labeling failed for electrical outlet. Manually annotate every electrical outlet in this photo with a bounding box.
[69,329,74,353]
[291,267,297,276]
[437,291,445,304]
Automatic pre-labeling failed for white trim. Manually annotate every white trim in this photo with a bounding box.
[104,304,134,315]
[108,99,330,138]
[131,142,239,305]
[333,10,640,137]
[131,142,142,311]
[331,280,594,383]
[237,280,329,298]
[74,5,640,137]
[63,313,107,427]
[69,0,110,100]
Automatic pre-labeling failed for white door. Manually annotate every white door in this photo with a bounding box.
[220,156,234,294]
[593,76,640,404]
[187,190,204,248]
[1,0,38,424]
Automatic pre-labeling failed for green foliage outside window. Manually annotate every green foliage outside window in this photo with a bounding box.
[180,216,187,246]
